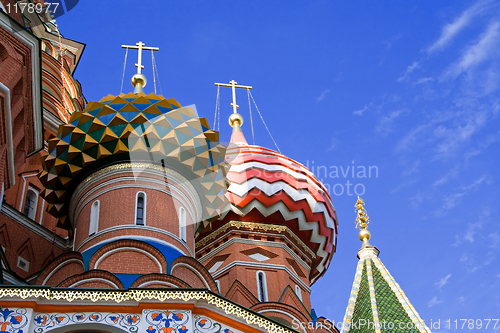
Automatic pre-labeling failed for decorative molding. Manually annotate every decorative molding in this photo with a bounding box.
[32,311,140,333]
[171,263,210,289]
[144,309,191,333]
[78,231,193,258]
[94,247,163,273]
[42,258,84,285]
[0,307,32,333]
[42,107,64,134]
[194,314,242,333]
[69,278,120,289]
[0,288,296,333]
[198,233,311,272]
[258,310,306,333]
[196,221,315,259]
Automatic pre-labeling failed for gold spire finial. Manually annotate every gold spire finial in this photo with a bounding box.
[122,41,159,94]
[355,196,373,248]
[355,196,370,230]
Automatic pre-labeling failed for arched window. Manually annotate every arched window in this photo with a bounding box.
[215,280,221,294]
[135,192,146,225]
[295,285,302,301]
[179,207,187,242]
[256,271,268,302]
[89,200,99,236]
[23,188,38,220]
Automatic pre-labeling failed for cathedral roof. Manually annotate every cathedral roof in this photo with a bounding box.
[39,92,229,230]
[199,115,338,284]
[341,198,431,333]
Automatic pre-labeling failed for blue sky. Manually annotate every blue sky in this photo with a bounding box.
[58,1,500,330]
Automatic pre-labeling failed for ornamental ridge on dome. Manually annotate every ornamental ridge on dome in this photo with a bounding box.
[39,92,230,231]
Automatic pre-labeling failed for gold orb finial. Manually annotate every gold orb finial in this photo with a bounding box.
[228,113,244,128]
[131,73,147,94]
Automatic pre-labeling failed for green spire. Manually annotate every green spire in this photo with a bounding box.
[341,198,431,333]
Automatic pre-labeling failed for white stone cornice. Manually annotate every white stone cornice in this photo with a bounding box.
[43,107,64,133]
[357,247,380,260]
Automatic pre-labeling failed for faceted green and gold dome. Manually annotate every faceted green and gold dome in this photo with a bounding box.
[39,92,229,230]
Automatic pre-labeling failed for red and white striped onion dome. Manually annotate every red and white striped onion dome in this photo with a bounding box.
[210,117,338,284]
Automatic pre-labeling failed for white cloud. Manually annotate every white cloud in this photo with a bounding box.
[376,108,410,134]
[390,179,417,194]
[435,274,452,290]
[415,77,434,84]
[465,130,500,160]
[453,222,483,246]
[409,191,425,209]
[488,232,500,250]
[427,0,492,54]
[438,176,486,216]
[433,166,459,186]
[317,89,331,102]
[428,296,443,308]
[397,61,420,82]
[382,34,401,50]
[395,124,429,153]
[441,21,500,80]
[353,102,372,116]
[433,111,489,159]
[325,137,338,152]
[402,160,420,177]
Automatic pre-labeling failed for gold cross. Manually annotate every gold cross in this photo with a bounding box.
[121,41,159,74]
[214,80,252,114]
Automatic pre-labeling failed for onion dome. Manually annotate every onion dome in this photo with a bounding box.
[39,92,229,230]
[203,112,338,284]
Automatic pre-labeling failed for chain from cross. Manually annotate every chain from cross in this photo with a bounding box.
[121,41,159,74]
[214,80,252,114]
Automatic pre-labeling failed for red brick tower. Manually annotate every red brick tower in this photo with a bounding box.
[35,48,229,290]
[0,0,85,283]
[196,91,338,327]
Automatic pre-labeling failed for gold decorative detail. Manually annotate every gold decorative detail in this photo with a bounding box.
[0,288,294,333]
[355,196,373,249]
[355,196,370,230]
[196,220,315,259]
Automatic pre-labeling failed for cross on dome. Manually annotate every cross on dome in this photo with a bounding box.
[214,80,252,144]
[121,41,159,94]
